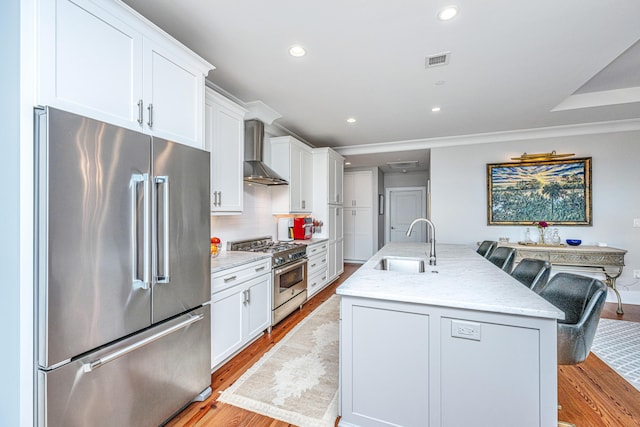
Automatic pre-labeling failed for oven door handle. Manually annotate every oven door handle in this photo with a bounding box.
[274,258,307,275]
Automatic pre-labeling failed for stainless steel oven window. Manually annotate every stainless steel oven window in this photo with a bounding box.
[275,259,306,292]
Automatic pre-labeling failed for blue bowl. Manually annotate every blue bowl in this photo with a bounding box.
[566,239,582,246]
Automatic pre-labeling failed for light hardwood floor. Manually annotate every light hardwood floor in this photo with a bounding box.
[168,264,640,426]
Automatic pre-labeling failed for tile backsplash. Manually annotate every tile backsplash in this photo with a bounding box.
[210,183,278,250]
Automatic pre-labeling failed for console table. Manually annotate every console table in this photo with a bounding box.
[498,243,627,314]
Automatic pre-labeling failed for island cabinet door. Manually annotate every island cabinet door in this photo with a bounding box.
[439,318,541,426]
[340,299,430,427]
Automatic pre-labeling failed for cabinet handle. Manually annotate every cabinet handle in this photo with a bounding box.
[224,275,237,283]
[302,200,306,209]
[212,191,221,207]
[311,263,317,268]
[246,288,250,304]
[137,100,143,125]
[321,258,326,263]
[352,200,355,206]
[147,103,154,128]
[255,266,265,272]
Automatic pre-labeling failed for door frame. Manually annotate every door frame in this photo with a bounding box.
[385,186,427,244]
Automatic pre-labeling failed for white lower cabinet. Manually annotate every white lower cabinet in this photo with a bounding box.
[328,239,344,281]
[344,207,373,262]
[340,296,556,427]
[211,259,271,370]
[306,241,329,299]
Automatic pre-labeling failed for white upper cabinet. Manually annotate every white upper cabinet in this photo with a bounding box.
[205,88,246,214]
[142,39,206,147]
[269,136,313,213]
[37,0,212,149]
[344,170,373,207]
[328,150,344,205]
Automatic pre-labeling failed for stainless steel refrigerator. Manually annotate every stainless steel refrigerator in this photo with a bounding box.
[35,107,211,426]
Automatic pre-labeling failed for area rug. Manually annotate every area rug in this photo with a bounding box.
[218,295,340,427]
[592,318,640,391]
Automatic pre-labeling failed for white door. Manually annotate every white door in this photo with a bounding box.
[144,39,204,148]
[38,0,143,130]
[211,285,244,369]
[387,187,427,243]
[245,275,271,340]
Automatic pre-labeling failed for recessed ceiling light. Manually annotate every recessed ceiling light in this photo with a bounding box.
[431,107,441,112]
[288,45,306,57]
[346,117,356,123]
[435,80,446,86]
[345,162,352,165]
[437,6,459,21]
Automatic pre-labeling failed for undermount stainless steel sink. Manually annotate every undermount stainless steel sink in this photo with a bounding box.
[374,256,426,273]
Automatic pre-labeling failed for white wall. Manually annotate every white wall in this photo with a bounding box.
[431,130,640,298]
[1,1,21,425]
[4,0,36,424]
[384,170,429,188]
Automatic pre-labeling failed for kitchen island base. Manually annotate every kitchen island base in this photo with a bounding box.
[339,296,558,427]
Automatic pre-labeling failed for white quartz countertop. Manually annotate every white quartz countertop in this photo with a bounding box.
[293,237,329,245]
[336,242,564,320]
[211,251,271,274]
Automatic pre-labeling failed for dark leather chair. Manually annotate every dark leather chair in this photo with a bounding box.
[538,273,608,365]
[476,240,497,258]
[510,258,551,292]
[487,246,515,273]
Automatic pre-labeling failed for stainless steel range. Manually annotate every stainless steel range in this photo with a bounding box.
[228,237,307,325]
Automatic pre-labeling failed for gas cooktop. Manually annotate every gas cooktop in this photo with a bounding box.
[227,237,307,267]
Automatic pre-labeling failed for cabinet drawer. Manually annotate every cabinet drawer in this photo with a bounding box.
[212,258,271,293]
[306,241,328,257]
[307,269,329,299]
[308,253,328,277]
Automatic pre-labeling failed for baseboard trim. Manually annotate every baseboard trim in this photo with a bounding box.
[607,290,640,306]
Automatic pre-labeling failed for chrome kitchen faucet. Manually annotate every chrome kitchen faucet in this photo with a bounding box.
[406,218,436,266]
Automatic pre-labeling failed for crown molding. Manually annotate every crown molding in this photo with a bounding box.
[334,118,640,156]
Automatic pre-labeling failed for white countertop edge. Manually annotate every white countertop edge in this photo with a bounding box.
[337,242,564,320]
[336,288,563,319]
[210,251,271,274]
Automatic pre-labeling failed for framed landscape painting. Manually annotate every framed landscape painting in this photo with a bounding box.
[487,157,592,225]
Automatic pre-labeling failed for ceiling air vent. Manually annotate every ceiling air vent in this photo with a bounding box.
[425,52,451,68]
[387,161,419,170]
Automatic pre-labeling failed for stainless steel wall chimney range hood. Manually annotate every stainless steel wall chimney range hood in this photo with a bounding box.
[244,120,288,185]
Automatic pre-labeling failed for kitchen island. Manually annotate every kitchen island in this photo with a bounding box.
[337,242,564,427]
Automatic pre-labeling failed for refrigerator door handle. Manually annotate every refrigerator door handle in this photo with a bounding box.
[131,173,150,290]
[155,175,170,283]
[83,313,205,373]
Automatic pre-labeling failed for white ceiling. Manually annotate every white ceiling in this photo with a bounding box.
[123,0,640,171]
